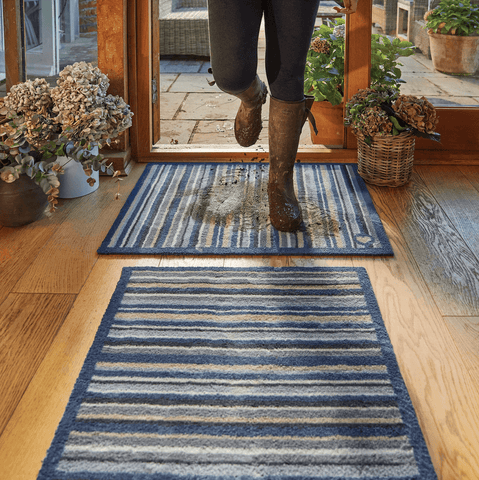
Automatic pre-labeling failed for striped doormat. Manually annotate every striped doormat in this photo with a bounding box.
[38,267,436,479]
[98,163,393,256]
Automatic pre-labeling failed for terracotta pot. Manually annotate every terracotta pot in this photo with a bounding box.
[428,33,479,74]
[309,100,345,146]
[0,175,48,227]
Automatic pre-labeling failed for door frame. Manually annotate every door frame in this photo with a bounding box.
[2,0,26,91]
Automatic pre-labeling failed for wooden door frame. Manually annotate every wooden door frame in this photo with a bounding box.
[3,0,26,91]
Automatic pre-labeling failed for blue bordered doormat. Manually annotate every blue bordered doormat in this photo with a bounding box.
[98,163,393,256]
[38,267,436,479]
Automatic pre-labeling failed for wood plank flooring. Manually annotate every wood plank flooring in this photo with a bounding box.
[0,162,478,479]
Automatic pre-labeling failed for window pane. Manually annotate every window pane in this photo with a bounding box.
[372,0,479,107]
[25,0,98,86]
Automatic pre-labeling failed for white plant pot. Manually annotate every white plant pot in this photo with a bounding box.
[56,156,100,199]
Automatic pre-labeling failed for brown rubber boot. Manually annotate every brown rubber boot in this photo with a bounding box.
[234,75,268,147]
[268,95,317,232]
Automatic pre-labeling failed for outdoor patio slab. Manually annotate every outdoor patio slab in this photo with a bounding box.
[190,120,313,146]
[160,92,187,120]
[176,93,270,121]
[426,76,479,97]
[176,93,238,120]
[160,74,179,92]
[160,59,205,73]
[169,73,222,93]
[158,120,197,144]
[191,120,268,144]
[400,74,445,96]
[399,55,439,73]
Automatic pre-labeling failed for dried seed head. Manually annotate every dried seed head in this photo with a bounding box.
[356,106,394,137]
[311,38,331,55]
[393,95,438,133]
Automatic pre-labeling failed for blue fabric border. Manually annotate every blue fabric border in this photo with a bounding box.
[37,267,436,480]
[97,163,394,256]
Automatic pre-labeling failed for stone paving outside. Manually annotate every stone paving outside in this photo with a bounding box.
[160,37,479,145]
[159,22,479,146]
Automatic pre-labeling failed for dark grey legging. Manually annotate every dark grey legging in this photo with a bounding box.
[207,0,321,102]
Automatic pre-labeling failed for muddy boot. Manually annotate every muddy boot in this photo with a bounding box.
[234,75,268,147]
[268,95,317,232]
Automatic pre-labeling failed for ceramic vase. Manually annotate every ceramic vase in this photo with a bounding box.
[0,175,48,227]
[56,156,100,199]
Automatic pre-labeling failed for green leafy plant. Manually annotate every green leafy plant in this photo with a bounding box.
[344,85,441,144]
[425,0,479,36]
[304,20,415,105]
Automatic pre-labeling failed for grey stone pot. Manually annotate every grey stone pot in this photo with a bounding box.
[0,175,48,227]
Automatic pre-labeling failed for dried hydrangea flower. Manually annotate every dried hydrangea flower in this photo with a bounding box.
[311,38,331,55]
[4,78,52,115]
[355,106,394,137]
[49,62,132,146]
[393,95,438,133]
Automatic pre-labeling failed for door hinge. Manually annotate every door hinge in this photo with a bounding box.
[152,78,158,104]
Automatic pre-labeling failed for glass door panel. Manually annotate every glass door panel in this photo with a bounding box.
[372,0,479,107]
[25,0,97,85]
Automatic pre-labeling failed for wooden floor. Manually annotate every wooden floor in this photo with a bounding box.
[0,161,478,479]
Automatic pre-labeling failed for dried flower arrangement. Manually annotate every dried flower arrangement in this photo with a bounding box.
[344,86,441,144]
[0,62,133,212]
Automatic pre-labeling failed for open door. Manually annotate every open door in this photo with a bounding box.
[132,0,479,163]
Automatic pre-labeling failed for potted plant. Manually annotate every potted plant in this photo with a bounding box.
[344,85,440,186]
[304,19,415,145]
[424,0,479,74]
[0,62,133,227]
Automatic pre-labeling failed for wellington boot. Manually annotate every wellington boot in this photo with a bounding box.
[234,75,268,147]
[268,95,316,232]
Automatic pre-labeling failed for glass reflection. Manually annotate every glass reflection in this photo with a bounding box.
[372,0,479,107]
[25,0,97,85]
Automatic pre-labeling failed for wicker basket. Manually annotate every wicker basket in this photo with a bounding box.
[356,131,415,187]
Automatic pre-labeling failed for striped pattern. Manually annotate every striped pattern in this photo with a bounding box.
[98,163,393,256]
[38,267,436,479]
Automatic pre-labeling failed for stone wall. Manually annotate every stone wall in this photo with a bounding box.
[79,0,97,37]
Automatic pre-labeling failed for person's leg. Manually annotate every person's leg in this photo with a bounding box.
[207,0,263,94]
[264,0,320,101]
[264,0,320,232]
[207,0,268,147]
